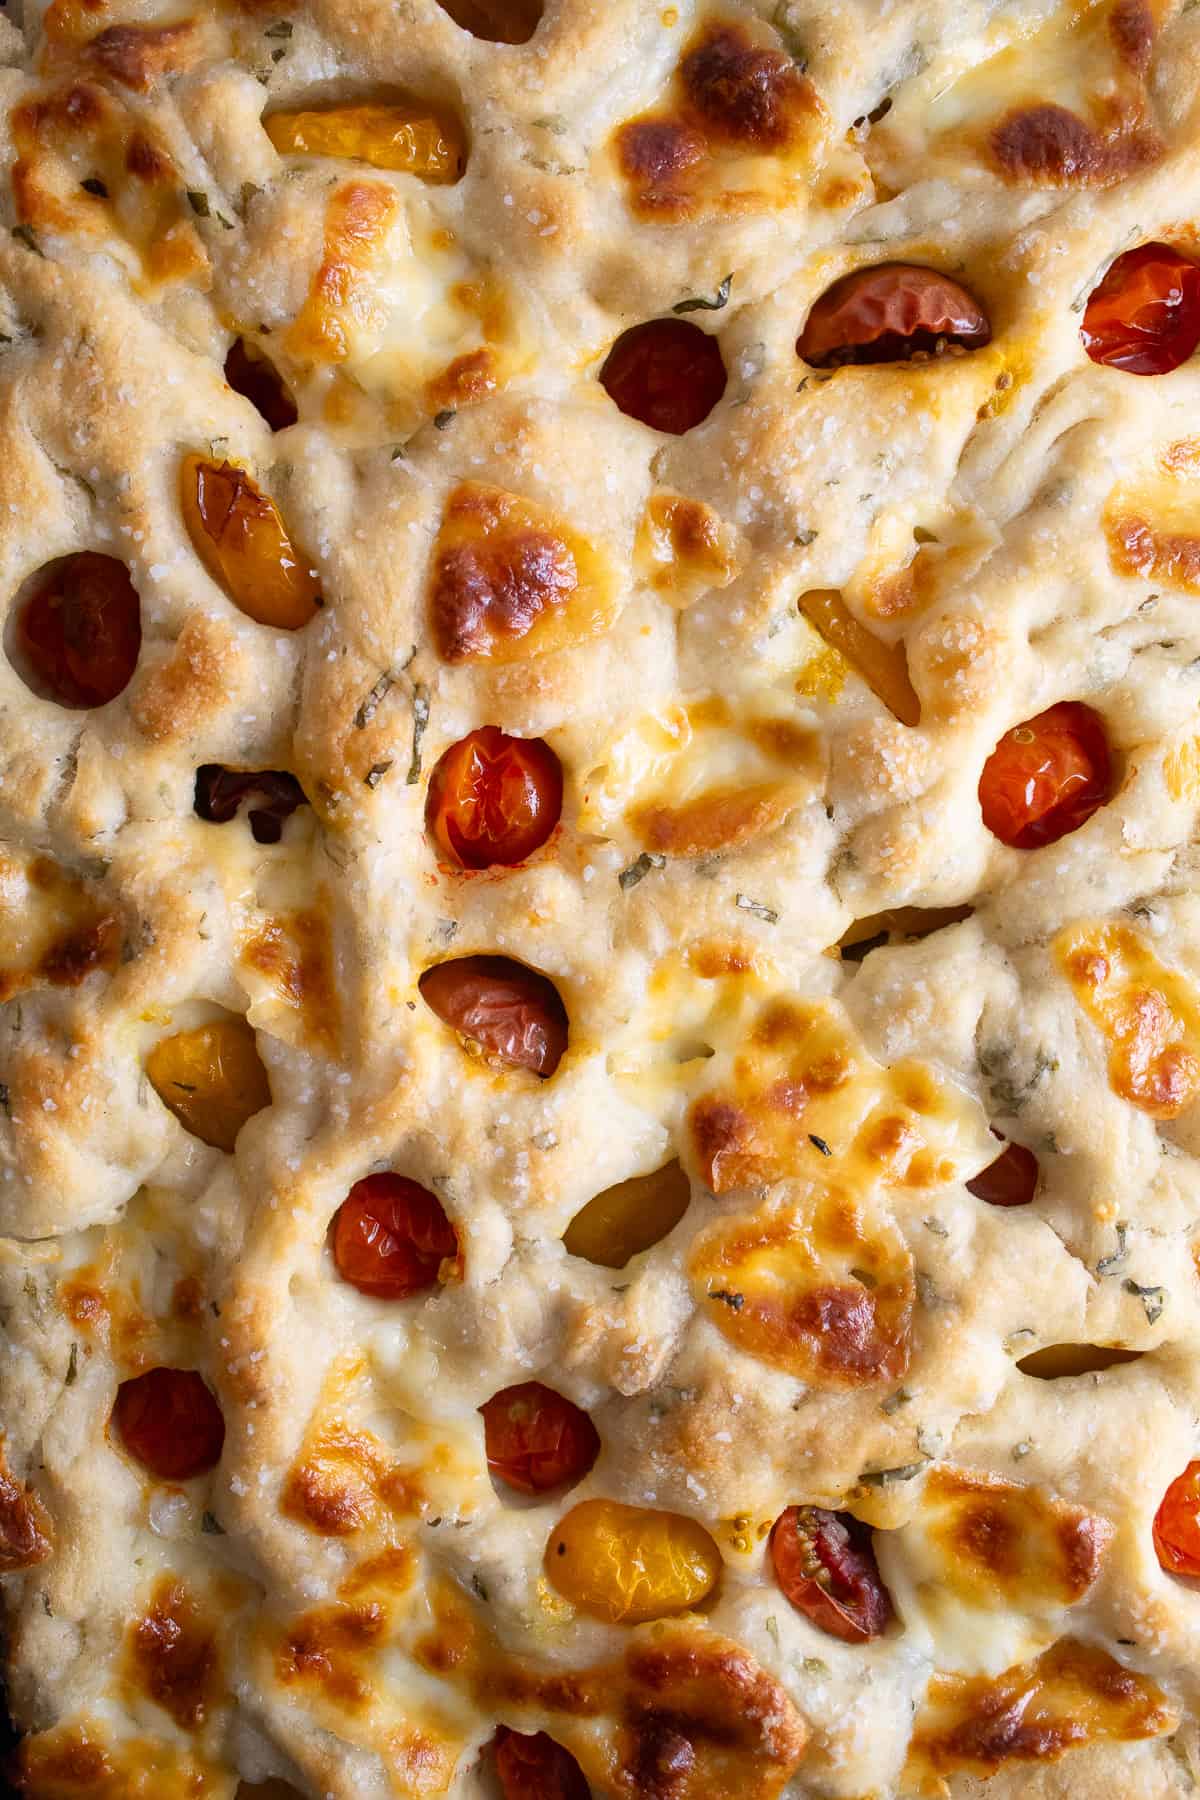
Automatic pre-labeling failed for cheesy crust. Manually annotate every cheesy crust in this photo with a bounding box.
[4,0,1200,1797]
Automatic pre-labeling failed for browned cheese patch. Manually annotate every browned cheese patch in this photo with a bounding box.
[614,18,826,220]
[1056,921,1200,1118]
[907,1638,1176,1782]
[124,1577,220,1732]
[242,905,340,1054]
[0,852,119,1004]
[635,490,740,609]
[286,179,398,365]
[919,1467,1111,1610]
[0,1436,53,1570]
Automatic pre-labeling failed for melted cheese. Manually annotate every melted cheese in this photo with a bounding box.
[0,852,119,1003]
[1105,441,1200,592]
[1057,920,1200,1117]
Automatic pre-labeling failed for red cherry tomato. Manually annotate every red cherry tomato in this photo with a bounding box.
[112,1368,225,1481]
[494,1728,590,1800]
[332,1173,459,1300]
[599,318,727,434]
[224,338,298,431]
[1154,1461,1200,1576]
[480,1382,600,1494]
[978,701,1112,849]
[797,264,991,368]
[769,1505,893,1643]
[419,956,568,1076]
[1081,242,1200,377]
[967,1137,1039,1207]
[425,727,563,869]
[18,552,142,708]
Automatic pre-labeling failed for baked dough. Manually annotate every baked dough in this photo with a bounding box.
[4,0,1200,1796]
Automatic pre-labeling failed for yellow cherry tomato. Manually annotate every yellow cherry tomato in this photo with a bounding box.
[545,1499,721,1623]
[180,456,321,631]
[563,1162,691,1269]
[146,1018,271,1152]
[264,104,465,183]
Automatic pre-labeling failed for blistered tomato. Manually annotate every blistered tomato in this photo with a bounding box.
[481,1382,599,1494]
[1154,1461,1200,1575]
[224,339,298,432]
[193,765,308,844]
[797,264,991,368]
[113,1367,225,1480]
[1081,242,1200,377]
[419,956,568,1076]
[599,319,727,434]
[180,455,321,630]
[145,1018,271,1152]
[425,727,563,869]
[978,702,1112,848]
[17,552,141,708]
[332,1173,458,1299]
[545,1498,721,1623]
[265,103,465,183]
[770,1504,893,1642]
[967,1137,1039,1206]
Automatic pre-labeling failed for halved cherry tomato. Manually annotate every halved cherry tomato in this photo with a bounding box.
[17,552,141,708]
[599,319,727,434]
[1154,1461,1200,1575]
[480,1381,600,1495]
[194,765,308,844]
[494,1728,590,1800]
[1081,242,1200,377]
[112,1367,225,1481]
[145,1017,271,1153]
[224,339,298,432]
[966,1136,1039,1207]
[331,1173,458,1300]
[425,727,563,869]
[419,956,568,1076]
[978,701,1112,849]
[180,456,321,631]
[797,264,991,368]
[769,1505,893,1642]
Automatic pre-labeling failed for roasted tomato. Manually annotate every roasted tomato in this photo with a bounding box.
[481,1382,600,1495]
[180,456,321,630]
[425,727,563,869]
[1081,242,1200,377]
[332,1172,459,1300]
[494,1728,590,1800]
[563,1162,691,1268]
[16,552,141,708]
[145,1018,271,1152]
[978,701,1112,849]
[599,319,727,434]
[419,956,568,1076]
[193,765,308,844]
[224,339,298,432]
[797,264,992,368]
[967,1136,1039,1206]
[112,1367,225,1481]
[769,1505,893,1643]
[546,1498,721,1623]
[264,103,465,183]
[1154,1461,1200,1575]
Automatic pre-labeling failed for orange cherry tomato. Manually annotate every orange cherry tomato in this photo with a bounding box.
[769,1505,893,1643]
[494,1728,590,1800]
[180,455,321,631]
[425,727,563,869]
[797,264,991,368]
[1154,1461,1200,1575]
[419,956,568,1076]
[599,319,727,434]
[978,701,1112,849]
[112,1367,225,1481]
[17,552,141,708]
[1081,242,1200,377]
[224,339,298,432]
[331,1173,458,1300]
[480,1381,600,1495]
[966,1136,1039,1207]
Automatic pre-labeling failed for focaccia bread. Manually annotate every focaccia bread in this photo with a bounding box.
[5,0,1200,1796]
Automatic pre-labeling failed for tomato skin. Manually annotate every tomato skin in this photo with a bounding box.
[112,1368,225,1481]
[224,339,298,432]
[18,552,141,708]
[494,1728,590,1800]
[194,765,308,844]
[425,727,563,869]
[419,956,568,1076]
[797,264,991,368]
[978,701,1112,849]
[481,1382,600,1494]
[546,1498,722,1623]
[599,318,727,435]
[966,1137,1039,1207]
[769,1505,893,1643]
[332,1173,458,1300]
[180,456,321,631]
[1154,1462,1200,1575]
[1081,242,1200,377]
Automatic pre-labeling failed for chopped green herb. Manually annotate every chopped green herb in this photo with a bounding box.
[364,760,393,789]
[1123,1278,1165,1326]
[618,852,665,891]
[673,274,733,315]
[11,224,43,257]
[1096,1223,1129,1276]
[65,1343,78,1387]
[81,177,108,198]
[406,684,430,784]
[801,1656,830,1678]
[808,1133,832,1157]
[201,1510,226,1535]
[794,527,819,547]
[1011,1439,1032,1461]
[433,409,456,430]
[186,190,211,218]
[735,893,778,924]
[709,1288,745,1311]
[880,1387,912,1416]
[264,18,294,36]
[354,670,394,730]
[858,1461,926,1486]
